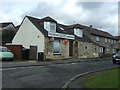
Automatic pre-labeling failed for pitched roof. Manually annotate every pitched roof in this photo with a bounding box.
[88,28,113,39]
[75,35,95,43]
[114,36,120,40]
[39,16,57,23]
[24,16,115,42]
[26,16,73,36]
[26,16,48,36]
[0,22,14,27]
[15,25,20,30]
[68,24,114,39]
[57,23,73,35]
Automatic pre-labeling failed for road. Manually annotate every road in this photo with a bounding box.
[2,59,119,88]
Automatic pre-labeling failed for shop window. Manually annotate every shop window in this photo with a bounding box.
[53,40,60,54]
[106,48,110,53]
[99,47,103,53]
[114,40,116,43]
[112,49,116,53]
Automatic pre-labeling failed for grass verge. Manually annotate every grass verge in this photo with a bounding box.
[84,68,119,88]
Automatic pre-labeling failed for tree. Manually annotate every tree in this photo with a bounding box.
[2,29,17,43]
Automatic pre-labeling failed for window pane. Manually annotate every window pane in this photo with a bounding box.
[50,22,56,32]
[44,22,50,31]
[96,36,100,41]
[74,28,83,37]
[54,40,60,54]
[105,38,107,42]
[79,29,83,37]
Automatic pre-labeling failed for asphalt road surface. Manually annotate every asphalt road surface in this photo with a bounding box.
[2,59,119,88]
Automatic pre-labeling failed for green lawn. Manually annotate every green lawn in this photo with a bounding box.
[84,68,119,88]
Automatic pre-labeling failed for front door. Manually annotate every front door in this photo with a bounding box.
[69,41,73,57]
[103,47,105,55]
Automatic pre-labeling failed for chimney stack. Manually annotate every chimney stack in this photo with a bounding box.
[90,25,92,28]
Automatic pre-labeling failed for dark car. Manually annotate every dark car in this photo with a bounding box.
[112,51,120,64]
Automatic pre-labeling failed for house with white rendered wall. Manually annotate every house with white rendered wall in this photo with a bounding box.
[12,16,75,60]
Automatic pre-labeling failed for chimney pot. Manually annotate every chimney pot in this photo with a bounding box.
[90,25,92,28]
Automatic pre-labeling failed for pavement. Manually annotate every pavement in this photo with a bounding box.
[1,58,111,68]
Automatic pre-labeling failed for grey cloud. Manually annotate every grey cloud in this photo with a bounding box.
[21,1,118,36]
[76,2,104,10]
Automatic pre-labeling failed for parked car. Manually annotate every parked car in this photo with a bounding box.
[0,46,14,60]
[112,51,120,64]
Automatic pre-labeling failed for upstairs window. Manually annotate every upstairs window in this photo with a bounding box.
[108,39,110,43]
[111,39,113,43]
[50,22,56,32]
[96,36,100,41]
[105,38,107,43]
[44,21,56,32]
[114,40,116,43]
[59,27,64,30]
[44,22,50,31]
[74,28,83,37]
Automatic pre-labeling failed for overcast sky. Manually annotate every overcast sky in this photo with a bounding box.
[0,0,119,36]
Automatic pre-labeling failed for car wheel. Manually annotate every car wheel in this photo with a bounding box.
[113,60,116,64]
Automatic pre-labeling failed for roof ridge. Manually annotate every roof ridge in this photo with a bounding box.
[0,22,13,24]
[26,15,40,20]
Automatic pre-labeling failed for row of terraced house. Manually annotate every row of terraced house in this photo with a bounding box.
[1,16,120,61]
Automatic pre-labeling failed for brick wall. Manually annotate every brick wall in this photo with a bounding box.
[1,44,22,60]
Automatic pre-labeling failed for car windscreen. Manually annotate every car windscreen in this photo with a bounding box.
[0,48,10,52]
[116,51,120,56]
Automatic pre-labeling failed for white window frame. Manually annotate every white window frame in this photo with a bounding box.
[105,38,107,43]
[50,22,56,32]
[53,40,60,54]
[44,22,50,31]
[96,36,100,41]
[44,21,56,32]
[112,48,116,53]
[108,39,110,43]
[74,28,83,37]
[106,48,110,53]
[111,39,113,43]
[99,47,103,53]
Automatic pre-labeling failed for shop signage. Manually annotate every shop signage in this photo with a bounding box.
[64,39,68,43]
[48,32,75,40]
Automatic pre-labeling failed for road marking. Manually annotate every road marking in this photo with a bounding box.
[0,65,45,71]
[1,63,78,71]
[71,63,77,64]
